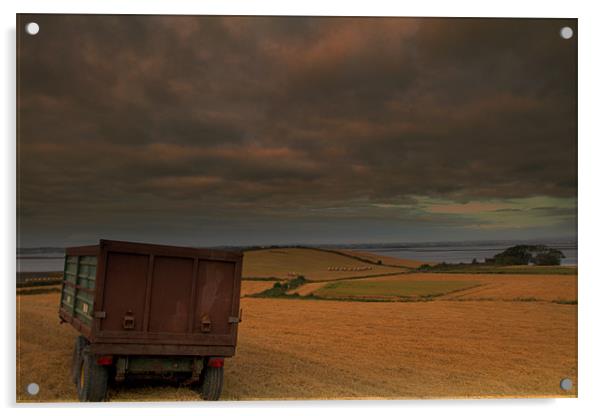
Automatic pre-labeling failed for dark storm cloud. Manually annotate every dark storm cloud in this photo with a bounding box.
[17,15,577,245]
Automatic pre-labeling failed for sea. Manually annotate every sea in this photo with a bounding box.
[17,249,65,273]
[344,239,577,266]
[16,239,577,273]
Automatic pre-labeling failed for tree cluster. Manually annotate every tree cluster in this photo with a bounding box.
[489,245,565,266]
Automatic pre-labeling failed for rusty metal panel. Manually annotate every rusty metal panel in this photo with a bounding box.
[100,252,149,332]
[195,260,236,337]
[148,256,195,333]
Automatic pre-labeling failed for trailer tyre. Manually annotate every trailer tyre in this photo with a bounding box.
[201,366,224,401]
[77,349,109,402]
[71,336,89,385]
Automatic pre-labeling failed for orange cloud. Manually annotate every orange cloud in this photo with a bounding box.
[426,202,513,214]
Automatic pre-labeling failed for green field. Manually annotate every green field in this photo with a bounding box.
[315,279,479,299]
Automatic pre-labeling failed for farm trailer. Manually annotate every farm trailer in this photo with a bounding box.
[58,239,243,402]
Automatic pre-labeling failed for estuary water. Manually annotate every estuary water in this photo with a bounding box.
[347,240,577,266]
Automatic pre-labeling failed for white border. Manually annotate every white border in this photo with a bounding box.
[3,1,602,415]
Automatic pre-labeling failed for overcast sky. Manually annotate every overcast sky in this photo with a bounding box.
[17,15,577,247]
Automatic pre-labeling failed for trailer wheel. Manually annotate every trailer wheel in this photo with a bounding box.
[71,336,89,385]
[200,366,224,401]
[77,349,109,402]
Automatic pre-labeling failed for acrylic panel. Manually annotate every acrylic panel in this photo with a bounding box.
[16,14,577,402]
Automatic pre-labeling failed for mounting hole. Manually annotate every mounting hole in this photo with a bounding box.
[560,26,573,40]
[560,378,573,391]
[26,383,40,396]
[25,22,40,35]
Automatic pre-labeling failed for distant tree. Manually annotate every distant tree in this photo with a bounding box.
[493,245,565,266]
[471,258,478,265]
[493,245,533,265]
[532,248,565,266]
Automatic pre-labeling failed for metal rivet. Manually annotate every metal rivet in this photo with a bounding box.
[560,378,573,391]
[25,22,40,36]
[26,383,40,395]
[560,26,573,40]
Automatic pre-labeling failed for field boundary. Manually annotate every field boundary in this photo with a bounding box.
[242,276,285,281]
[301,246,415,270]
[412,264,577,275]
[313,271,409,283]
[17,271,63,288]
[245,292,578,305]
[17,285,62,296]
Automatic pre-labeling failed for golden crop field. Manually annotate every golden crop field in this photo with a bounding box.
[366,273,576,302]
[17,291,577,401]
[242,248,404,281]
[334,249,428,268]
[16,249,578,402]
[239,280,278,296]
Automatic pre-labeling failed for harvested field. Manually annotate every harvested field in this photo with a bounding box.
[240,280,277,296]
[17,284,61,296]
[314,279,479,300]
[332,273,577,303]
[439,275,577,302]
[243,248,403,281]
[399,273,576,302]
[17,292,577,401]
[335,249,427,268]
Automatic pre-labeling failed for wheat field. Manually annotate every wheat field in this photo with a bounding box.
[239,280,277,296]
[242,248,404,281]
[334,249,428,268]
[17,286,576,402]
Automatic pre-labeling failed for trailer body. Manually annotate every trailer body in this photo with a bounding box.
[58,239,243,401]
